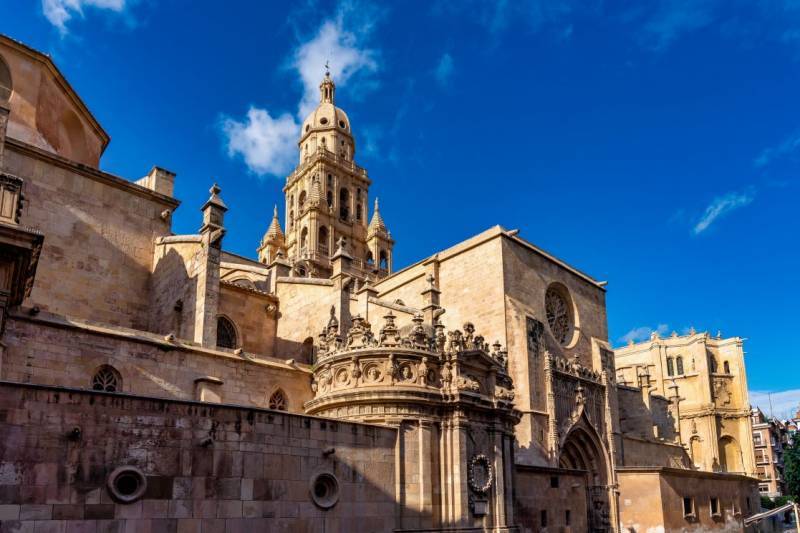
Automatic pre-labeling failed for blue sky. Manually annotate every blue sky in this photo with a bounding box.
[6,0,800,416]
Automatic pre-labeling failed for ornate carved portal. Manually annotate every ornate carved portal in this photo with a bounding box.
[559,425,612,533]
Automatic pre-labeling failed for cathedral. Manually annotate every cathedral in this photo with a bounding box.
[0,33,766,532]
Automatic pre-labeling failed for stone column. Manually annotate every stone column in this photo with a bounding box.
[418,420,436,528]
[451,415,470,527]
[195,184,226,348]
[489,426,507,527]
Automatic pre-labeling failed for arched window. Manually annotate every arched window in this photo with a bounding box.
[92,365,121,392]
[289,210,294,229]
[723,361,730,374]
[709,356,718,373]
[0,55,12,102]
[379,250,388,270]
[366,251,374,266]
[339,188,350,220]
[268,389,287,411]
[300,227,308,252]
[676,356,684,375]
[666,357,674,376]
[216,316,238,349]
[326,190,333,208]
[356,203,362,220]
[298,190,307,210]
[301,336,315,364]
[318,226,328,253]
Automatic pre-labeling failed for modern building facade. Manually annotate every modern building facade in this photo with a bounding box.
[0,33,761,532]
[751,408,787,497]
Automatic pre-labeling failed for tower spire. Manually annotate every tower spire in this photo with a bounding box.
[368,197,388,236]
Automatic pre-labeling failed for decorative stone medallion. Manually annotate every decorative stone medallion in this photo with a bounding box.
[468,454,494,494]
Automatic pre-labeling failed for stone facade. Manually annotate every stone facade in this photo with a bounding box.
[615,331,756,477]
[0,33,764,532]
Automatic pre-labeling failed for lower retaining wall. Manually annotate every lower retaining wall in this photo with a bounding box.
[0,381,397,533]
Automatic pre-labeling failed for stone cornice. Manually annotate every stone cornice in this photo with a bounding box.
[9,308,307,374]
[7,139,180,209]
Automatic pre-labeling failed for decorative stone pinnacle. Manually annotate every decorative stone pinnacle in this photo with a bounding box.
[210,183,220,196]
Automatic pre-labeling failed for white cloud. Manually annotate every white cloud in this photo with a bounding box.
[42,0,126,33]
[692,189,755,235]
[435,53,454,86]
[221,108,299,177]
[750,389,800,420]
[222,4,379,177]
[619,323,669,345]
[754,132,800,167]
[294,19,378,118]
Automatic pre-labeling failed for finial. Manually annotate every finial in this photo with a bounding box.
[374,197,380,212]
[325,60,330,76]
[210,183,221,196]
[273,204,278,218]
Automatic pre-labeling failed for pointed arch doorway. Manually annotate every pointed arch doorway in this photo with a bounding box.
[559,424,613,532]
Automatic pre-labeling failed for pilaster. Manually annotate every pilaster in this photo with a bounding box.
[195,184,226,348]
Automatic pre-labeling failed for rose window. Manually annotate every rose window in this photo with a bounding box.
[545,287,571,345]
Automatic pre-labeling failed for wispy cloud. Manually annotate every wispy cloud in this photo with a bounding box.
[692,189,755,235]
[294,18,378,118]
[639,0,717,51]
[221,2,380,177]
[434,53,454,86]
[619,323,669,345]
[755,132,800,168]
[432,0,589,36]
[42,0,127,34]
[750,389,800,420]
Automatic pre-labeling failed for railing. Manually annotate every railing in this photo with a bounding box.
[287,147,368,183]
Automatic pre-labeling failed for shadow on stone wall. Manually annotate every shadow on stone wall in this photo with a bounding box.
[0,382,403,532]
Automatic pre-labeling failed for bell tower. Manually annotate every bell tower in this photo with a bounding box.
[281,70,394,280]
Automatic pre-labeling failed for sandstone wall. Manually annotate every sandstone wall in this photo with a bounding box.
[0,382,397,533]
[149,238,202,340]
[274,279,339,363]
[513,466,588,533]
[3,144,176,330]
[0,314,312,412]
[217,284,276,357]
[618,468,759,532]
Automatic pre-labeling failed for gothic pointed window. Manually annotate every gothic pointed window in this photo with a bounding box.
[666,357,675,376]
[268,389,287,411]
[216,316,238,349]
[723,361,730,374]
[379,250,388,271]
[544,285,573,345]
[356,203,362,220]
[366,251,374,266]
[676,356,684,375]
[92,365,121,392]
[299,190,307,210]
[709,356,718,373]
